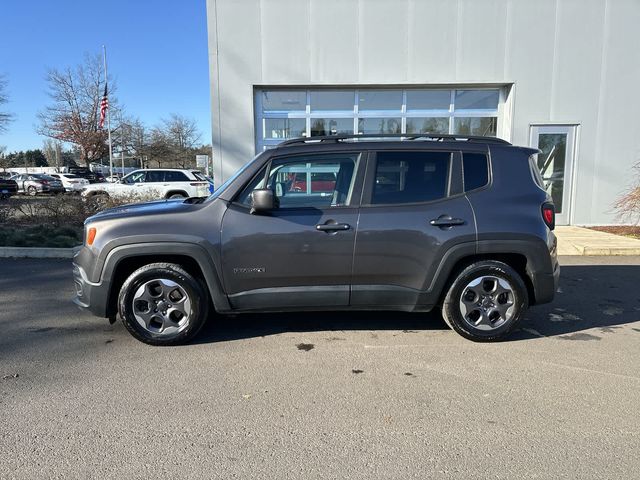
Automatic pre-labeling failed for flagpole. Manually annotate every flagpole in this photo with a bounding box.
[102,45,114,179]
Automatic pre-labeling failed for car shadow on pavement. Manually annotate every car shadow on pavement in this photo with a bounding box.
[192,264,640,345]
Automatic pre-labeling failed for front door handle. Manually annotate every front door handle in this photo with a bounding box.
[316,222,351,232]
[430,215,466,227]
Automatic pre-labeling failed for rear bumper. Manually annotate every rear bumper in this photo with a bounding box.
[72,262,109,318]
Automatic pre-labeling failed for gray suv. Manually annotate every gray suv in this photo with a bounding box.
[73,134,559,345]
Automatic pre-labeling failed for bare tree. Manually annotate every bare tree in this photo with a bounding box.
[37,53,118,166]
[42,139,64,169]
[0,74,15,134]
[614,160,640,225]
[161,113,201,168]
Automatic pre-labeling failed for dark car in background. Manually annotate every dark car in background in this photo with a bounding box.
[0,177,18,199]
[11,173,64,196]
[68,167,106,184]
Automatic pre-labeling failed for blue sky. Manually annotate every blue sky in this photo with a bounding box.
[0,0,211,152]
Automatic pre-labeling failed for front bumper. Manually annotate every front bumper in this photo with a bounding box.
[72,262,110,318]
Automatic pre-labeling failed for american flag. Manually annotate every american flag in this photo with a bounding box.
[99,84,109,129]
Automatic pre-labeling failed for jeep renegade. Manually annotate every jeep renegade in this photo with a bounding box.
[73,134,559,345]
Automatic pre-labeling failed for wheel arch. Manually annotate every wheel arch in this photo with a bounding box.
[165,190,189,199]
[100,243,229,319]
[429,238,553,307]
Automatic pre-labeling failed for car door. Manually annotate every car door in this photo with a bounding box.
[351,148,476,309]
[220,151,365,310]
[143,170,165,197]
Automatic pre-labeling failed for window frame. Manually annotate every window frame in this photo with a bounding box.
[254,87,502,152]
[232,151,367,211]
[361,149,464,208]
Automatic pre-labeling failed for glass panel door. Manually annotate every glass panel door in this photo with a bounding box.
[529,125,577,225]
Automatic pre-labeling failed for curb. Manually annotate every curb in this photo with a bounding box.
[0,246,81,259]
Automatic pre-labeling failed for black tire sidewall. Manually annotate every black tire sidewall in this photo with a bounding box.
[118,264,208,346]
[442,261,528,342]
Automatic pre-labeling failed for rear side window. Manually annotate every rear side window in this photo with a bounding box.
[372,151,451,205]
[164,171,189,182]
[463,153,489,191]
[146,171,165,182]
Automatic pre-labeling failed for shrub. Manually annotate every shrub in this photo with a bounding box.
[614,161,640,225]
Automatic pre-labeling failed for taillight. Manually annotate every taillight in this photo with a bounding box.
[542,203,555,230]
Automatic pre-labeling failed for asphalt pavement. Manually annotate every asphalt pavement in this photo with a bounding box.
[1,256,639,479]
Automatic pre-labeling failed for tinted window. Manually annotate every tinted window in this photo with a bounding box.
[164,171,189,182]
[463,153,489,191]
[146,171,165,182]
[372,151,451,205]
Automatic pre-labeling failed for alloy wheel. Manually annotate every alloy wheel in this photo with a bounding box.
[131,278,192,337]
[459,276,515,330]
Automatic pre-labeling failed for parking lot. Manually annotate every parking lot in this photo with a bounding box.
[1,256,639,478]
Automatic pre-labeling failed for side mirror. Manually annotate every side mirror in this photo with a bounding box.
[250,188,277,214]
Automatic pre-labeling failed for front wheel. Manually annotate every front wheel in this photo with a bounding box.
[440,260,528,342]
[118,263,209,346]
[27,185,38,196]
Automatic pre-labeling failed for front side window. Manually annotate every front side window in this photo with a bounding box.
[237,153,360,209]
[371,151,451,205]
[123,172,146,184]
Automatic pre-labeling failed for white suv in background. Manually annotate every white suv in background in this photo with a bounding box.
[80,169,211,201]
[49,173,90,192]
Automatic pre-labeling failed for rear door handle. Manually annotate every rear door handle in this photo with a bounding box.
[430,216,466,227]
[316,223,351,232]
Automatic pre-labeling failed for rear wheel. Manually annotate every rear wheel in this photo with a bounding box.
[118,263,209,346]
[440,260,528,342]
[27,185,37,196]
[168,192,187,199]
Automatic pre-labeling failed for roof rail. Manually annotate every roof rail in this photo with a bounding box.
[278,133,511,146]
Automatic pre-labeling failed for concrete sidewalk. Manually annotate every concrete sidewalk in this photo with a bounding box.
[555,226,640,255]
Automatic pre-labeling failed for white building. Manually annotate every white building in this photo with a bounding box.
[206,0,640,225]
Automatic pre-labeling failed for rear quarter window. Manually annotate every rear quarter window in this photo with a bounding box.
[528,155,546,189]
[462,152,489,192]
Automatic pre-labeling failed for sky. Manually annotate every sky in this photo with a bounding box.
[0,0,211,152]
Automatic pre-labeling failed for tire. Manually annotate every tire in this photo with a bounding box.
[88,193,109,211]
[27,186,37,196]
[118,263,209,346]
[168,193,186,199]
[440,260,528,342]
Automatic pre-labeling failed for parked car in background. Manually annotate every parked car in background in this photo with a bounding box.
[11,173,64,196]
[80,168,211,202]
[0,177,18,199]
[67,167,106,184]
[0,171,18,180]
[49,173,90,192]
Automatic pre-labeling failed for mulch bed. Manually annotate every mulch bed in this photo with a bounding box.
[587,225,640,239]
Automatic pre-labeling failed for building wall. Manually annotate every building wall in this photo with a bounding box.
[207,0,640,225]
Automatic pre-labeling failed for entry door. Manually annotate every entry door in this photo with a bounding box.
[220,152,363,310]
[529,125,577,225]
